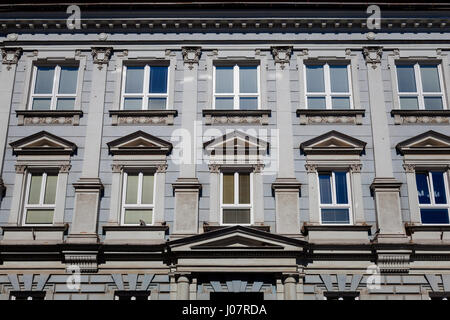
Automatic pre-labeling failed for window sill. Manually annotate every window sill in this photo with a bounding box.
[296,109,365,125]
[202,109,271,125]
[301,223,372,243]
[391,110,450,125]
[16,110,83,126]
[405,223,450,243]
[1,225,68,244]
[102,225,168,244]
[109,110,178,125]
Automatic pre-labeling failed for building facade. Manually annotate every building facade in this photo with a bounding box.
[0,1,450,300]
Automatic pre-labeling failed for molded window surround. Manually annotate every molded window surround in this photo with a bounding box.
[220,170,253,225]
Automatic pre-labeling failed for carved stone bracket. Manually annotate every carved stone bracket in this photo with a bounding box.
[1,47,22,69]
[59,165,71,173]
[363,47,383,69]
[349,163,362,173]
[391,110,450,125]
[63,251,98,273]
[377,252,410,273]
[156,163,168,173]
[182,46,202,69]
[403,164,416,173]
[271,46,293,69]
[305,164,318,173]
[14,165,27,174]
[91,47,113,69]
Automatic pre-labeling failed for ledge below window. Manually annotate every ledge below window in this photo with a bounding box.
[301,224,372,243]
[109,110,178,125]
[16,110,83,126]
[296,109,365,125]
[102,225,168,244]
[405,224,450,243]
[1,225,68,244]
[203,224,270,233]
[202,109,271,125]
[391,110,450,125]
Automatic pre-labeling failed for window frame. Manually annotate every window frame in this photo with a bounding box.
[219,171,254,226]
[120,170,156,226]
[22,171,57,226]
[304,62,354,110]
[317,171,353,225]
[120,64,170,110]
[28,64,79,111]
[213,63,261,110]
[395,62,447,110]
[416,170,450,225]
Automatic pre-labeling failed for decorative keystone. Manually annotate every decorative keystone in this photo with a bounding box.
[182,46,201,69]
[271,46,293,69]
[91,47,113,69]
[363,47,383,69]
[1,47,22,69]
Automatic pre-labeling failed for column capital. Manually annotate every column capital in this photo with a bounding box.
[271,46,293,69]
[111,164,123,173]
[156,163,168,173]
[91,47,113,68]
[363,46,383,69]
[14,164,27,174]
[181,46,201,69]
[350,163,362,173]
[403,163,416,173]
[305,163,318,173]
[252,163,265,173]
[208,163,220,173]
[59,164,71,173]
[1,47,22,69]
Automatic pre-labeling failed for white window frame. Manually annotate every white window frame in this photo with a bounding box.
[120,171,156,226]
[28,65,79,110]
[220,171,254,226]
[120,64,170,110]
[22,172,57,226]
[304,62,354,110]
[213,64,261,110]
[395,62,447,110]
[317,171,353,225]
[417,171,450,225]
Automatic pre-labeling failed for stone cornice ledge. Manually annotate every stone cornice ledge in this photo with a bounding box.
[296,109,365,125]
[73,178,104,190]
[102,225,169,234]
[370,177,402,191]
[301,223,372,236]
[172,178,202,191]
[391,109,450,125]
[203,109,271,125]
[405,223,450,236]
[109,110,178,125]
[16,110,83,126]
[1,225,68,234]
[271,178,302,191]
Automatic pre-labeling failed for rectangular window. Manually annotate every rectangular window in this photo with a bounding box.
[121,171,155,225]
[29,65,78,110]
[305,63,353,110]
[121,64,169,110]
[396,63,446,110]
[416,171,450,224]
[214,64,260,110]
[221,172,252,224]
[318,171,352,224]
[23,172,57,225]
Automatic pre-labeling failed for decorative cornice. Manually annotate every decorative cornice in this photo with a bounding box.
[296,109,365,125]
[1,47,22,68]
[363,46,383,69]
[271,46,293,69]
[63,251,98,273]
[16,110,83,126]
[91,47,112,69]
[109,110,177,126]
[181,46,201,69]
[403,164,416,173]
[391,110,450,125]
[301,224,372,236]
[203,109,271,126]
[377,252,410,273]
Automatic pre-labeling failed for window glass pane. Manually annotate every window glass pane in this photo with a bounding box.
[431,172,447,204]
[416,173,431,204]
[56,98,75,110]
[306,65,325,92]
[397,65,417,92]
[424,97,443,110]
[330,65,349,92]
[239,173,250,204]
[43,174,57,205]
[420,208,449,224]
[223,209,251,224]
[215,97,234,109]
[420,65,441,92]
[125,67,144,93]
[123,98,142,110]
[319,173,332,204]
[28,174,42,204]
[331,97,350,109]
[216,67,233,93]
[399,97,419,110]
[223,173,235,204]
[34,67,55,94]
[124,209,152,225]
[149,66,168,93]
[239,66,257,93]
[335,172,348,204]
[321,208,350,224]
[141,174,154,205]
[26,209,54,224]
[307,97,326,109]
[148,98,167,110]
[239,97,258,110]
[125,174,139,204]
[32,98,52,110]
[58,67,78,94]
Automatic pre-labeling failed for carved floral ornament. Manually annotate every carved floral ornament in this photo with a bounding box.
[182,46,201,69]
[271,46,293,68]
[1,47,22,69]
[363,47,383,69]
[91,47,113,69]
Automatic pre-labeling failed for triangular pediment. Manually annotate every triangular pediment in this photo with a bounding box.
[107,131,172,155]
[203,130,269,155]
[396,131,450,155]
[300,130,366,155]
[10,131,77,156]
[168,225,307,252]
